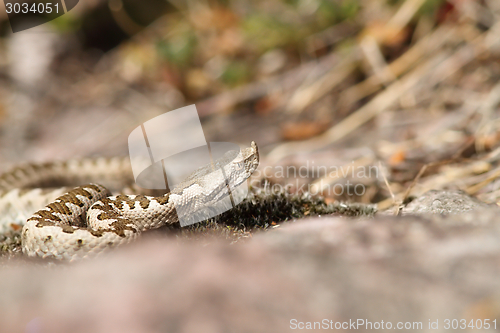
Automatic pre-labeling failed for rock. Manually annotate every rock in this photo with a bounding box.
[2,212,500,332]
[403,190,492,215]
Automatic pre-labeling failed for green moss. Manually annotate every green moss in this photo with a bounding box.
[175,187,377,242]
[0,231,22,260]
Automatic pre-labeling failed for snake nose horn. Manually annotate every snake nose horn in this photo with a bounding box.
[250,141,259,162]
[251,141,258,153]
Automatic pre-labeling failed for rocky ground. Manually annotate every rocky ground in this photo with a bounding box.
[2,190,500,333]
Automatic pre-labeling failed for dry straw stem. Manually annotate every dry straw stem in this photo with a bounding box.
[379,24,500,208]
[375,160,402,215]
[377,165,427,211]
[378,157,496,210]
[474,83,500,152]
[268,21,500,165]
[197,0,432,117]
[309,155,374,194]
[387,0,427,31]
[285,56,358,114]
[377,160,449,211]
[268,47,449,163]
[466,167,500,196]
[360,35,396,87]
[197,52,342,116]
[474,147,500,203]
[339,24,455,108]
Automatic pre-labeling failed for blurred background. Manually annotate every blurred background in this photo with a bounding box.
[3,2,500,331]
[1,0,500,210]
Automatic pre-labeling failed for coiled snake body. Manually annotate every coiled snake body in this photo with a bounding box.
[0,142,259,261]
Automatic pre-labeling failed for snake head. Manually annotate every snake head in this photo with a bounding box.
[237,141,259,177]
[222,141,259,190]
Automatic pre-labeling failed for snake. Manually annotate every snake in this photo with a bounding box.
[0,142,259,261]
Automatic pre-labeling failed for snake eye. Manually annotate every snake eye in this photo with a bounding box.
[235,161,244,170]
[232,157,244,170]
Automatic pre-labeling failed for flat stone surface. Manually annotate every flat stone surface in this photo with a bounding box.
[2,209,500,332]
[403,190,492,215]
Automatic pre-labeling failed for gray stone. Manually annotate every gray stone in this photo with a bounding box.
[2,211,500,332]
[403,190,492,215]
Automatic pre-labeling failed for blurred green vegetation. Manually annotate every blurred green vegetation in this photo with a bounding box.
[149,0,364,89]
[37,0,452,92]
[51,12,81,32]
[156,30,198,68]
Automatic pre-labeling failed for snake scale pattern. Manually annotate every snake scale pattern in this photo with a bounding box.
[0,142,259,261]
